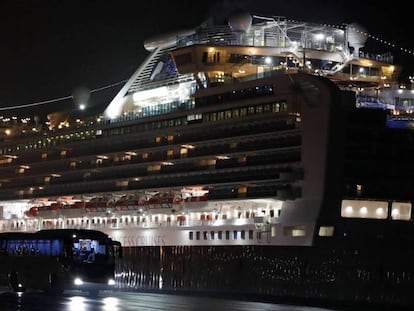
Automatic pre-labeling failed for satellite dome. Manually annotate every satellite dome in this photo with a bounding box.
[346,23,368,47]
[346,23,368,57]
[72,86,90,107]
[228,9,252,33]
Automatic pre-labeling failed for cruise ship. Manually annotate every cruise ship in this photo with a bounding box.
[1,9,414,308]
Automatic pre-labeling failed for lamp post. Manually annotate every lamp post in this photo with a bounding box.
[409,76,414,90]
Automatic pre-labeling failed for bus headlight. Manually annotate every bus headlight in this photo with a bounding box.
[107,278,115,286]
[74,277,84,286]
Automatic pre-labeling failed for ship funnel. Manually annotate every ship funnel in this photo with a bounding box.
[346,23,368,58]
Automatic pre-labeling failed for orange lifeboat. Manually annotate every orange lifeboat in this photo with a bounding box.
[24,206,39,217]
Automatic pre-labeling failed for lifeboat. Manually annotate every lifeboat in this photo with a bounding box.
[24,206,39,217]
[69,201,84,209]
[48,202,63,210]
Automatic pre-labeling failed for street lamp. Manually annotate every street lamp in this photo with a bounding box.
[409,76,414,89]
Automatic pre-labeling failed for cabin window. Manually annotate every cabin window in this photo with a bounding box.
[318,226,334,237]
[248,230,254,239]
[341,199,388,219]
[391,201,411,220]
[272,102,280,112]
[283,226,306,237]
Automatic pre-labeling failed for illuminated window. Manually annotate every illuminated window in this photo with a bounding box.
[391,202,411,220]
[341,199,388,219]
[271,226,277,237]
[283,226,306,237]
[115,180,129,187]
[180,148,188,157]
[233,230,238,240]
[41,152,47,159]
[292,227,306,237]
[360,206,368,216]
[318,226,334,237]
[376,207,385,217]
[272,103,280,112]
[199,159,216,167]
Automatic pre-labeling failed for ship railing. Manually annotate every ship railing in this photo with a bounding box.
[359,51,394,64]
[1,216,258,233]
[176,18,347,54]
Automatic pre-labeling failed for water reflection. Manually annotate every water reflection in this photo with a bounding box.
[101,297,120,311]
[66,296,86,311]
[65,295,120,311]
[0,290,353,311]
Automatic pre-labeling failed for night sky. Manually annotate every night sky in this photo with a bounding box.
[0,0,412,118]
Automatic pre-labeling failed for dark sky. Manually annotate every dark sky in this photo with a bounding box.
[0,0,412,117]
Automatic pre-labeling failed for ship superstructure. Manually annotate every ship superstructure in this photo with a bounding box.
[1,10,414,306]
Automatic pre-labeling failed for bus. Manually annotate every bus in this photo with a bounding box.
[0,228,122,295]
